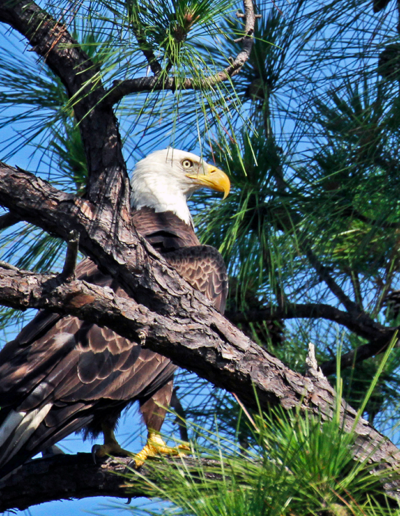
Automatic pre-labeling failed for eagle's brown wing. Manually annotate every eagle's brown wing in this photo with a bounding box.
[0,258,176,477]
[165,245,228,314]
[0,208,227,478]
[132,208,228,311]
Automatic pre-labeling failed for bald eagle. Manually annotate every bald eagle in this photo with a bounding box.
[0,148,230,478]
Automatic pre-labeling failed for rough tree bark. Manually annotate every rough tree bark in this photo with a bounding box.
[0,0,400,511]
[0,454,226,512]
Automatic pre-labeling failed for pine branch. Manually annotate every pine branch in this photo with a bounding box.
[127,3,162,75]
[304,246,362,315]
[0,211,20,230]
[227,302,398,376]
[320,337,400,376]
[103,0,257,106]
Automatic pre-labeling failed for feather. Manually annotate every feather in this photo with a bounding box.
[0,403,52,463]
[0,410,25,447]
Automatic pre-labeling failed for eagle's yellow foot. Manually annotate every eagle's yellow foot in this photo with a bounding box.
[134,432,190,468]
[92,424,134,462]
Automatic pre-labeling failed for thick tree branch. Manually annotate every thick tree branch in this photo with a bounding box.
[3,165,390,379]
[0,453,224,512]
[0,162,157,308]
[0,264,309,412]
[104,0,256,106]
[1,264,400,500]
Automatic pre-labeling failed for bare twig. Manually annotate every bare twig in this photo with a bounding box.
[350,269,363,311]
[0,260,22,272]
[170,387,189,442]
[305,343,325,379]
[232,392,257,430]
[61,230,80,280]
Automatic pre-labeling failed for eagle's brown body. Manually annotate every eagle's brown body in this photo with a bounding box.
[0,207,228,478]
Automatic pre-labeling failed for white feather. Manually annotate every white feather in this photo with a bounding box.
[0,403,52,462]
[0,410,25,448]
[131,148,208,225]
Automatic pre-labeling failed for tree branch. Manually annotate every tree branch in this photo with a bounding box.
[127,5,162,75]
[320,337,399,376]
[61,230,80,280]
[0,453,224,512]
[304,246,362,314]
[0,211,20,230]
[226,302,389,342]
[227,303,397,376]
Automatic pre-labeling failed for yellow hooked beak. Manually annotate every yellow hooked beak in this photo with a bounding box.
[186,164,230,199]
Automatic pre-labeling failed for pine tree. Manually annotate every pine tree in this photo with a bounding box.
[2,0,400,513]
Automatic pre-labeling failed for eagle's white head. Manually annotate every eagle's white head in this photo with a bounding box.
[131,148,230,225]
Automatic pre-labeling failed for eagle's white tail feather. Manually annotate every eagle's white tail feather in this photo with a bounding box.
[0,410,25,448]
[0,403,52,462]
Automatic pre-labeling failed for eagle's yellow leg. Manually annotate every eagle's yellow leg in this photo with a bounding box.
[92,426,190,467]
[133,432,190,468]
[92,424,134,459]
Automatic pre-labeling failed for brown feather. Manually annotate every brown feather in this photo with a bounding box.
[165,245,228,313]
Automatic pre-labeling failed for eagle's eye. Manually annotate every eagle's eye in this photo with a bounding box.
[182,159,193,169]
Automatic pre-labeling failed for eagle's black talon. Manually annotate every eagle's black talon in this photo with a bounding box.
[92,445,101,464]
